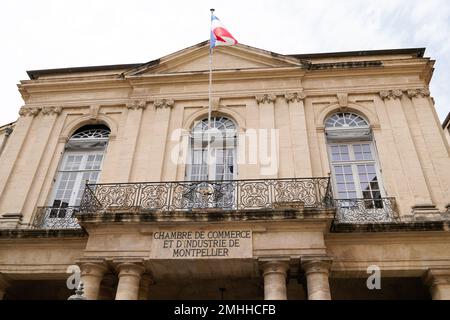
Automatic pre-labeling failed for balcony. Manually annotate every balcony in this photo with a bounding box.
[31,206,81,229]
[31,177,332,229]
[80,177,332,212]
[30,178,400,230]
[334,197,399,224]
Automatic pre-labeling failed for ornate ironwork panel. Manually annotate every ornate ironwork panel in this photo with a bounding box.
[79,177,332,214]
[32,206,81,229]
[334,197,399,223]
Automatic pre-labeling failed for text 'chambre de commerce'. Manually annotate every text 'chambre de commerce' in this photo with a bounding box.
[153,230,252,257]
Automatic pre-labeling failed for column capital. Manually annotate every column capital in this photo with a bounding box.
[284,91,306,103]
[379,89,403,101]
[255,93,277,104]
[154,98,175,109]
[116,261,146,278]
[126,100,147,110]
[406,87,431,99]
[301,256,332,275]
[18,106,41,117]
[79,261,109,277]
[424,268,450,287]
[141,273,155,286]
[261,260,290,276]
[41,106,62,116]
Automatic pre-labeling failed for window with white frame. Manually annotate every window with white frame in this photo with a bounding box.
[48,125,109,217]
[187,117,237,181]
[325,113,385,209]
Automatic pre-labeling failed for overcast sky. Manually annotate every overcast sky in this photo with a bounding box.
[1,0,449,125]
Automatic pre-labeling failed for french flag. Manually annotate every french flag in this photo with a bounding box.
[210,14,238,48]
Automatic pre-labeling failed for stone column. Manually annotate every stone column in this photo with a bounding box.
[138,274,154,300]
[80,262,108,300]
[0,273,11,300]
[115,262,145,300]
[301,257,332,300]
[261,261,289,300]
[424,269,450,300]
[98,274,117,300]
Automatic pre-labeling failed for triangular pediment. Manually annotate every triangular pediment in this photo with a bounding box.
[124,41,306,76]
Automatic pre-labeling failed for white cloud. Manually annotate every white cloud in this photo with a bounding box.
[0,0,449,125]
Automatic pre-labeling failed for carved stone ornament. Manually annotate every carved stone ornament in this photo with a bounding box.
[126,100,147,110]
[255,94,277,104]
[18,106,41,117]
[379,89,404,100]
[337,92,348,108]
[284,91,306,103]
[154,98,175,109]
[41,106,62,115]
[406,88,431,99]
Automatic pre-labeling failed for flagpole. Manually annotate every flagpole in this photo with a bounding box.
[207,8,214,181]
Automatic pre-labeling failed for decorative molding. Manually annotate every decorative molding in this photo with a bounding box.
[379,89,403,101]
[255,93,277,104]
[406,88,431,99]
[89,105,100,119]
[284,91,306,103]
[211,97,221,111]
[337,92,348,108]
[18,106,40,117]
[126,100,147,110]
[41,106,62,116]
[154,98,174,109]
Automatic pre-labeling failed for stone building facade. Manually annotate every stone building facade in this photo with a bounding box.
[0,42,449,300]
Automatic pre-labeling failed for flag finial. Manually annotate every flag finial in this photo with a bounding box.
[210,8,215,13]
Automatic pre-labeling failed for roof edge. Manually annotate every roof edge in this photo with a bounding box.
[25,47,427,80]
[442,112,450,129]
[289,48,426,60]
[27,63,142,80]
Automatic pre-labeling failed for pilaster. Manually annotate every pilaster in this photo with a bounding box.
[379,90,434,211]
[284,91,312,177]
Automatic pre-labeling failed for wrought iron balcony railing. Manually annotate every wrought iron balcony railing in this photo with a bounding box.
[80,177,333,213]
[32,206,81,229]
[334,197,399,224]
[30,180,399,230]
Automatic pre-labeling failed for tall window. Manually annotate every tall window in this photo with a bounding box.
[325,112,385,208]
[186,116,237,181]
[48,125,110,217]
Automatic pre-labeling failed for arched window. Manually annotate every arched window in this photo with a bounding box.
[48,124,110,217]
[325,112,368,128]
[325,112,385,209]
[186,116,237,181]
